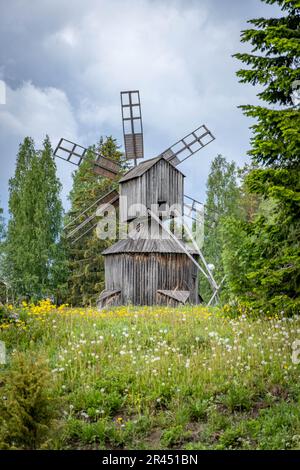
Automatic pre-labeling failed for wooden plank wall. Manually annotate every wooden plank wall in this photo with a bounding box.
[104,252,199,306]
[120,159,184,222]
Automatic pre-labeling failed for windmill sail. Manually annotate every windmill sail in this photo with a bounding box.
[183,194,217,229]
[121,90,144,163]
[159,125,215,166]
[54,138,121,180]
[64,189,119,244]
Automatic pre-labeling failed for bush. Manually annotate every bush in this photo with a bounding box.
[0,352,58,449]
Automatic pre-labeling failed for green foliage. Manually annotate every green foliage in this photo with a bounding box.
[161,425,191,448]
[220,384,255,412]
[0,201,4,244]
[0,304,16,325]
[66,136,125,306]
[188,399,210,422]
[228,0,300,313]
[202,155,241,302]
[4,136,64,301]
[0,201,7,303]
[0,352,57,449]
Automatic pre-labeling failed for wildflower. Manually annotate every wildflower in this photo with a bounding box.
[208,331,217,338]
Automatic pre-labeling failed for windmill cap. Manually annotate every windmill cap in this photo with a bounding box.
[102,237,198,255]
[119,155,185,183]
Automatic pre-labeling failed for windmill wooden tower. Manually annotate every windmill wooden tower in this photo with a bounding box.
[54,90,220,307]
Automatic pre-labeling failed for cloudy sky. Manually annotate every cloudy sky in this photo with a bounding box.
[0,0,280,218]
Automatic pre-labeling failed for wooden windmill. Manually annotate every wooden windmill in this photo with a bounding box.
[54,90,220,307]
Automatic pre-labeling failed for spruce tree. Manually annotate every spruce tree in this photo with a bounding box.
[0,201,6,302]
[35,136,64,300]
[231,0,300,313]
[5,137,36,295]
[66,136,124,306]
[0,202,4,244]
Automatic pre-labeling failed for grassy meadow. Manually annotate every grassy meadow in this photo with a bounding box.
[0,301,300,450]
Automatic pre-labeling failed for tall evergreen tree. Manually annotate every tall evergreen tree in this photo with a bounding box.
[66,136,124,306]
[230,0,300,313]
[202,155,241,302]
[0,202,4,244]
[0,201,7,303]
[5,137,36,295]
[35,136,65,300]
[5,136,63,300]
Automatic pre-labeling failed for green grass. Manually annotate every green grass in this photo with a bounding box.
[0,303,300,449]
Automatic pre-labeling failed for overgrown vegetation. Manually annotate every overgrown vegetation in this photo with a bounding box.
[0,302,299,450]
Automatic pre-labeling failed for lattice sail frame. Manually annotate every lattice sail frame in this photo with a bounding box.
[64,188,119,244]
[159,125,215,166]
[120,90,144,164]
[54,91,217,243]
[54,138,122,181]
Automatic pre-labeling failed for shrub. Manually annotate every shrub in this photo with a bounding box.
[0,352,58,449]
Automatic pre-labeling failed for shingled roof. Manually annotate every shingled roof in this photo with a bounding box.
[102,237,198,255]
[119,155,185,183]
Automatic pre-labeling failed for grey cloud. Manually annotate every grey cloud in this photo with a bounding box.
[0,0,282,217]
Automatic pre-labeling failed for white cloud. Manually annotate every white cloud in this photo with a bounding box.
[0,82,78,143]
[0,82,78,213]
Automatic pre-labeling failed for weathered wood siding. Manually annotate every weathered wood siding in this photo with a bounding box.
[120,159,184,222]
[104,252,199,306]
